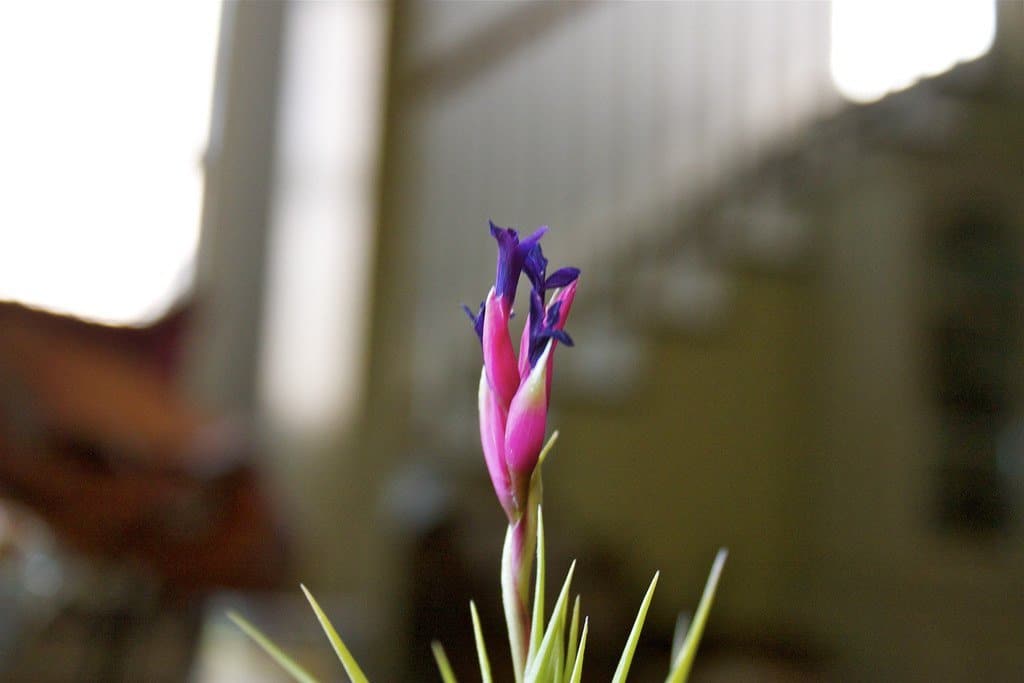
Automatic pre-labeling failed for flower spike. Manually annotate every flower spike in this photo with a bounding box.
[469,222,580,521]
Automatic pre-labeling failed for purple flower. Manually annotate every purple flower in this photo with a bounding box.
[465,222,579,520]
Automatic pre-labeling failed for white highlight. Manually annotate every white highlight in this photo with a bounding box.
[259,1,387,432]
[831,0,996,103]
[0,2,221,324]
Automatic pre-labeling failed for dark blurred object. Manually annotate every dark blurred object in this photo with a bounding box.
[0,301,288,593]
[928,205,1022,534]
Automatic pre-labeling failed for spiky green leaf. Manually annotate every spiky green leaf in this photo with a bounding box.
[537,431,559,467]
[469,601,493,683]
[670,611,690,668]
[432,641,458,683]
[227,611,320,683]
[525,561,576,683]
[527,506,546,666]
[567,618,588,683]
[562,596,581,683]
[611,571,660,683]
[666,548,727,683]
[552,591,566,683]
[300,585,370,683]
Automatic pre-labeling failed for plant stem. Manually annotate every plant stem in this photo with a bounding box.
[502,449,545,682]
[501,512,534,683]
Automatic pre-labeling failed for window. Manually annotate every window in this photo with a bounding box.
[831,0,996,103]
[259,1,387,432]
[0,2,222,324]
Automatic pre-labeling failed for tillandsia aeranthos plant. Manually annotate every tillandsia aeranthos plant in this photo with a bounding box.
[462,222,579,682]
[229,222,727,683]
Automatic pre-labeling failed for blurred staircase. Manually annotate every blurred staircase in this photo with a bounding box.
[382,0,840,435]
[369,3,1024,679]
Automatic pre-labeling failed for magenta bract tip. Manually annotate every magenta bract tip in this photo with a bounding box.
[504,343,551,498]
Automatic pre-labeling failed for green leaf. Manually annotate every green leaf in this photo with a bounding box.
[469,601,493,683]
[525,560,576,683]
[566,618,588,683]
[669,612,690,668]
[666,548,728,683]
[562,596,580,683]
[537,430,559,467]
[611,571,660,683]
[526,506,546,667]
[227,611,320,683]
[432,641,458,683]
[552,595,565,683]
[300,584,370,683]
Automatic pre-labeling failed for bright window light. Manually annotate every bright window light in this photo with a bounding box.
[831,0,996,103]
[0,2,221,325]
[260,1,387,433]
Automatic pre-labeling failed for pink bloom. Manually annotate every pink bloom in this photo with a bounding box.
[465,223,579,520]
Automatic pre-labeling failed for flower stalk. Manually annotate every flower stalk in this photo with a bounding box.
[501,503,534,681]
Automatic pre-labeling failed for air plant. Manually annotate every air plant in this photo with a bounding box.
[231,222,727,682]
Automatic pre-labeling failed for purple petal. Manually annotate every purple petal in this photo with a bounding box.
[463,302,484,341]
[523,243,548,291]
[544,300,562,328]
[547,329,573,346]
[490,222,521,302]
[526,289,547,367]
[545,267,580,289]
[489,222,549,303]
[518,226,548,260]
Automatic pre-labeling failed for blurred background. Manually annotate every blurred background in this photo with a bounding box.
[0,0,1022,680]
